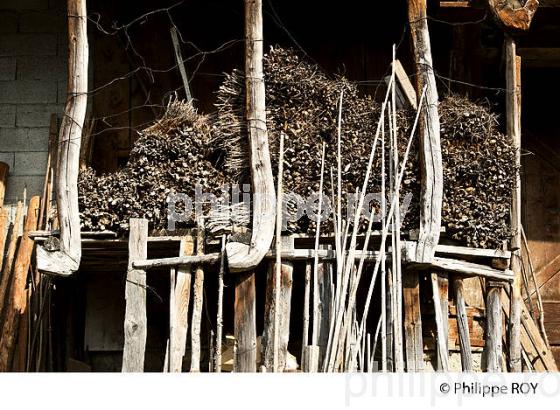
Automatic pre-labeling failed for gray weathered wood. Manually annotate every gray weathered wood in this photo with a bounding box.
[505,36,522,373]
[169,27,192,102]
[226,0,276,273]
[430,272,449,371]
[408,0,443,263]
[36,0,88,276]
[453,278,473,371]
[484,282,503,372]
[190,218,205,372]
[234,271,257,372]
[122,218,148,372]
[303,345,319,372]
[403,271,424,372]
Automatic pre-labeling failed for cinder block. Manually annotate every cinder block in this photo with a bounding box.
[0,57,16,80]
[0,104,16,126]
[0,152,15,169]
[19,10,65,33]
[0,80,57,104]
[0,12,18,34]
[1,0,49,11]
[0,34,57,56]
[0,127,49,151]
[16,103,62,127]
[13,151,48,175]
[5,175,44,203]
[16,55,66,80]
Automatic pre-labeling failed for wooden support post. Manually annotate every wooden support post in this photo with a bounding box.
[0,209,10,272]
[317,244,334,367]
[226,0,275,272]
[505,36,523,373]
[303,345,319,373]
[453,277,473,371]
[190,218,205,372]
[484,282,503,372]
[430,272,449,371]
[0,162,8,208]
[167,236,193,372]
[0,202,23,315]
[215,235,226,372]
[403,271,424,371]
[408,0,443,263]
[36,0,88,276]
[234,271,257,372]
[122,218,148,372]
[0,196,40,371]
[262,237,294,372]
[302,261,311,367]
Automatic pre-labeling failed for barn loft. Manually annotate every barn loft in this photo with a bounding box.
[0,0,559,372]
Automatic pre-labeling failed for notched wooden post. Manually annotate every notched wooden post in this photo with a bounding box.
[122,218,148,372]
[36,0,88,276]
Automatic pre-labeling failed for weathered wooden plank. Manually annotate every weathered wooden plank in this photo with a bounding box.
[36,0,88,276]
[0,161,8,208]
[484,283,503,372]
[226,0,276,272]
[122,218,148,372]
[167,236,193,372]
[0,209,10,273]
[408,0,443,263]
[403,271,424,372]
[0,196,40,371]
[190,219,205,372]
[392,60,417,109]
[453,278,473,371]
[430,272,449,371]
[234,271,257,372]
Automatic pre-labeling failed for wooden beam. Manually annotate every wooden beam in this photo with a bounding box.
[226,0,276,273]
[487,0,539,32]
[234,271,257,372]
[484,282,503,372]
[505,36,523,373]
[392,60,418,110]
[403,271,424,371]
[36,0,88,276]
[190,218,205,372]
[430,272,449,370]
[122,218,148,372]
[408,0,444,263]
[0,196,40,371]
[453,278,473,371]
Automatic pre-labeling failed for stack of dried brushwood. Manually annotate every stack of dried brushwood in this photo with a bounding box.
[79,47,515,248]
[79,98,227,233]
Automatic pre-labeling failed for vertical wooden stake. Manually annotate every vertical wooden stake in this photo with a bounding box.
[505,35,522,373]
[485,282,503,372]
[430,272,449,371]
[403,271,424,372]
[234,271,257,372]
[215,235,226,373]
[190,217,205,372]
[0,161,8,208]
[0,203,23,315]
[453,277,473,371]
[302,261,311,368]
[122,218,148,372]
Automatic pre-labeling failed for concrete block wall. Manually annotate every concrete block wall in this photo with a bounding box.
[0,0,66,204]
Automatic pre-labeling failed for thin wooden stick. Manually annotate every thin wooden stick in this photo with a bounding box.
[168,267,176,372]
[302,260,311,367]
[215,234,226,372]
[273,131,285,372]
[380,114,387,372]
[170,26,193,102]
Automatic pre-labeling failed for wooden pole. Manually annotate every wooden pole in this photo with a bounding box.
[226,0,275,272]
[0,203,23,318]
[122,218,148,372]
[170,27,193,103]
[485,282,503,372]
[430,272,449,371]
[36,0,88,276]
[190,217,205,372]
[0,196,40,371]
[302,261,311,368]
[234,271,257,372]
[453,277,473,371]
[407,0,443,263]
[0,209,10,273]
[505,35,522,373]
[403,271,424,372]
[0,162,8,208]
[215,235,226,372]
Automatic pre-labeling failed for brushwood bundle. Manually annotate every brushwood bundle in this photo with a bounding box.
[79,47,515,248]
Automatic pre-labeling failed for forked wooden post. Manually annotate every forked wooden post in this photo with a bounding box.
[407,0,443,263]
[36,0,88,276]
[234,271,257,372]
[484,281,503,372]
[122,218,148,372]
